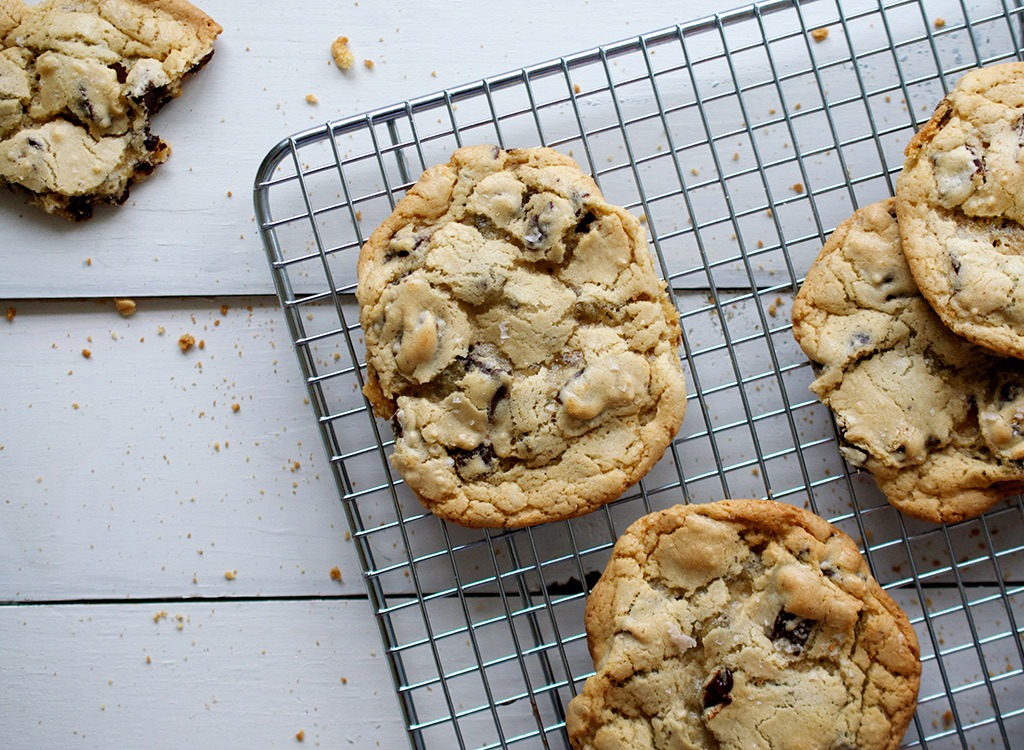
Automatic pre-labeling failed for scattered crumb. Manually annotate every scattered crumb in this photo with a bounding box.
[331,36,354,70]
[810,27,829,42]
[178,333,196,352]
[114,298,137,317]
[942,709,953,728]
[224,570,237,581]
[296,730,305,742]
[85,257,92,266]
[290,461,301,472]
[227,191,233,198]
[732,152,739,161]
[5,306,14,321]
[231,403,241,413]
[355,210,362,221]
[145,655,152,664]
[81,348,92,359]
[305,93,319,105]
[72,402,80,410]
[157,325,166,335]
[573,83,581,94]
[934,17,946,29]
[220,304,229,316]
[363,58,374,70]
[329,566,342,582]
[153,611,168,623]
[690,167,699,176]
[791,182,804,194]
[198,339,206,350]
[431,70,437,77]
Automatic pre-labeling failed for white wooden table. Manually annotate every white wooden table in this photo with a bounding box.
[4,1,1023,748]
[1,2,728,747]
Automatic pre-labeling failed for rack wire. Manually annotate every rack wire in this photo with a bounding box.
[254,1,1024,747]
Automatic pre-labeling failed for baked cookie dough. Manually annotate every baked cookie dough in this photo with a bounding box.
[0,0,221,219]
[357,145,686,528]
[895,62,1024,358]
[793,200,1024,523]
[565,499,921,750]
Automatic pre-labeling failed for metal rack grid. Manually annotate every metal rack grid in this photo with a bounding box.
[253,0,1024,747]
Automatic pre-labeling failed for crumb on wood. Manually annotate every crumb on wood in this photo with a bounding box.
[810,27,829,42]
[363,58,374,70]
[331,36,355,70]
[224,570,237,580]
[81,348,92,359]
[296,730,305,742]
[231,403,241,413]
[934,17,946,29]
[153,610,168,623]
[305,93,318,105]
[573,83,581,94]
[178,333,196,352]
[329,566,342,582]
[791,182,804,194]
[220,304,229,316]
[114,298,137,317]
[5,306,14,321]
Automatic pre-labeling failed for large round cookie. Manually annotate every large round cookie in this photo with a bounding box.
[792,199,1024,523]
[356,145,686,528]
[895,62,1024,358]
[565,499,921,750]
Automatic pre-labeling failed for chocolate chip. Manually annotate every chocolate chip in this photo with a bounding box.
[450,444,496,480]
[110,62,128,84]
[771,609,813,651]
[65,196,94,221]
[76,84,95,121]
[143,131,162,152]
[523,213,546,249]
[575,211,597,234]
[850,331,872,348]
[390,413,404,439]
[703,668,733,709]
[26,136,44,150]
[999,382,1022,405]
[952,256,961,275]
[463,343,511,378]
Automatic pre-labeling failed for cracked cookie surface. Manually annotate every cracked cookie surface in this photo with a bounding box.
[357,145,686,528]
[895,62,1024,358]
[792,200,1024,523]
[565,499,921,750]
[0,0,221,219]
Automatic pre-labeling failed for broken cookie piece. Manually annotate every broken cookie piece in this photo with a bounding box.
[0,0,221,220]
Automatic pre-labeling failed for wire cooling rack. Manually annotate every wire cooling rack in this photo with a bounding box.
[254,1,1024,747]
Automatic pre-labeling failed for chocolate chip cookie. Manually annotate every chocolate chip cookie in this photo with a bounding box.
[565,499,921,750]
[357,145,686,528]
[0,0,221,220]
[793,200,1024,523]
[895,62,1024,358]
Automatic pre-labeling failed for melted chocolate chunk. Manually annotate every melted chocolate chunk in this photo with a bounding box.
[65,196,94,221]
[450,444,497,480]
[771,609,813,651]
[575,210,597,234]
[703,668,733,709]
[110,62,129,84]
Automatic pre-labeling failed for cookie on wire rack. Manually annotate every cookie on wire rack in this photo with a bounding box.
[0,0,221,220]
[356,145,687,528]
[895,61,1024,358]
[565,499,921,750]
[792,199,1024,523]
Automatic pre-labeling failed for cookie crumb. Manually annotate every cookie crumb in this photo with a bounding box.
[295,730,305,742]
[153,610,168,623]
[363,58,375,70]
[72,402,80,410]
[934,17,946,29]
[220,304,229,316]
[331,36,354,70]
[178,333,196,352]
[81,348,92,359]
[329,566,342,582]
[305,93,319,105]
[791,182,804,194]
[198,339,206,350]
[573,83,581,94]
[810,27,829,42]
[145,655,152,664]
[5,306,14,321]
[114,298,137,317]
[224,570,237,580]
[231,403,241,413]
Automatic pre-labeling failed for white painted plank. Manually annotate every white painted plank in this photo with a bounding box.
[0,297,361,601]
[0,599,409,749]
[0,0,726,299]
